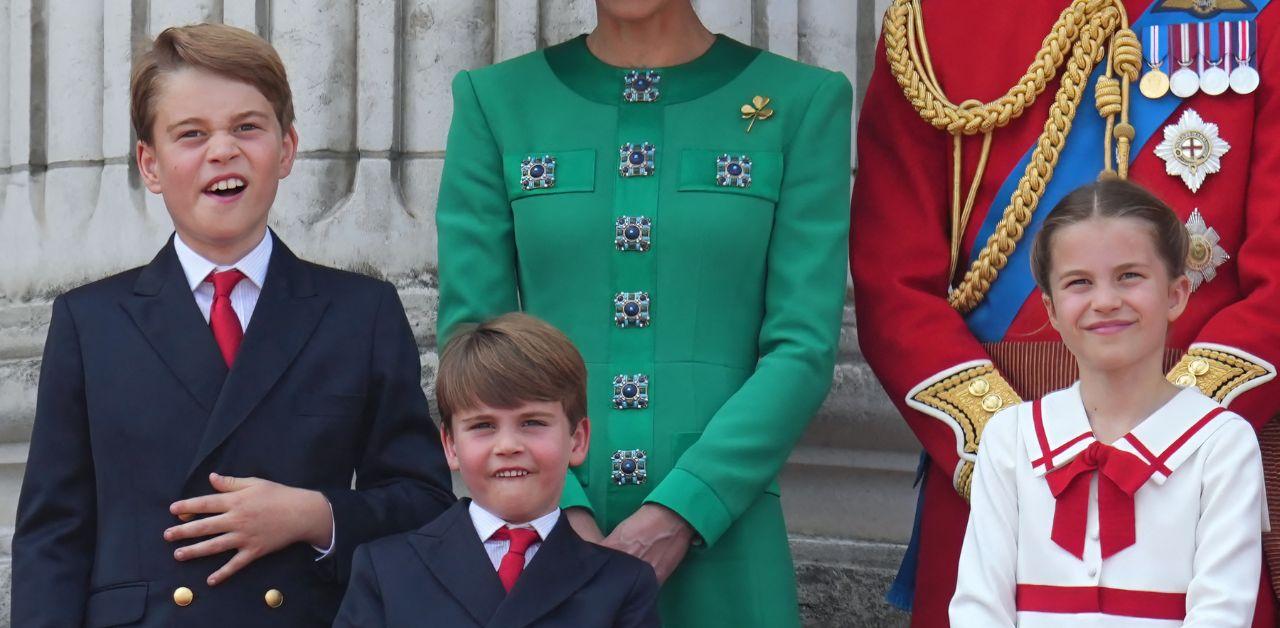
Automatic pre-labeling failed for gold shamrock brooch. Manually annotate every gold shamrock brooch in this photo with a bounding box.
[741,96,774,133]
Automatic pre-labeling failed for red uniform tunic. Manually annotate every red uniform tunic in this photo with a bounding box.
[852,1,1280,625]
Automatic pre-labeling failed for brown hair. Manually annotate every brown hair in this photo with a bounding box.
[436,313,588,432]
[1030,179,1188,294]
[131,23,295,144]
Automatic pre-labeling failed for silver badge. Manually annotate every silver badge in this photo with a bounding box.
[1184,208,1230,291]
[1170,67,1201,98]
[1230,64,1260,94]
[1154,108,1230,193]
[1200,65,1230,95]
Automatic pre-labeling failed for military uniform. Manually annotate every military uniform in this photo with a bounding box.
[852,1,1280,626]
[437,35,851,627]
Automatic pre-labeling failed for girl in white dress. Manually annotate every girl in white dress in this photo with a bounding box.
[950,180,1266,627]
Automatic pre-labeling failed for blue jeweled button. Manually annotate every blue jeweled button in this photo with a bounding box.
[716,154,752,188]
[619,142,656,177]
[623,70,661,103]
[520,154,556,191]
[612,374,649,409]
[612,449,648,485]
[614,291,650,327]
[615,216,652,252]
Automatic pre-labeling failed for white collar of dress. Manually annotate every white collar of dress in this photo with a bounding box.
[1021,382,1235,485]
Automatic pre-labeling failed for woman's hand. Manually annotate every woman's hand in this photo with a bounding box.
[601,504,695,583]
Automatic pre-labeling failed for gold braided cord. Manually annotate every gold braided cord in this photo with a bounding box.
[884,0,1141,314]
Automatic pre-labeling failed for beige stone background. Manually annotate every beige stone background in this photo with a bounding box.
[0,1,919,625]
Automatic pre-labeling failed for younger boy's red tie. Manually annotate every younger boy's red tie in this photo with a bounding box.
[207,269,245,367]
[491,526,540,592]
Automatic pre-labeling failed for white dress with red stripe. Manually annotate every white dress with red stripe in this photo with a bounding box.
[951,383,1265,627]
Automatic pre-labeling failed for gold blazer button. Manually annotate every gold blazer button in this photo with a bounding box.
[173,587,194,607]
[981,394,1004,413]
[265,589,284,609]
[967,378,991,397]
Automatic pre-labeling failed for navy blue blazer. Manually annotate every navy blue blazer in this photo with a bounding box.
[333,499,661,628]
[13,234,455,627]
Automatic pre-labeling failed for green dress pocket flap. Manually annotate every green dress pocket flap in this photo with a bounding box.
[504,149,596,200]
[677,149,783,202]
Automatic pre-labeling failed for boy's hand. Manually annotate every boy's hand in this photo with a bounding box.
[601,504,694,584]
[565,507,605,543]
[165,473,334,586]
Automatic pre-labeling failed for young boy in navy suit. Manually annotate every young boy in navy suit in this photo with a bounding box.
[334,313,660,627]
[12,24,453,627]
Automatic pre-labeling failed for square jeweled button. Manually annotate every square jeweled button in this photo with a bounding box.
[612,449,648,485]
[623,70,661,103]
[619,143,656,177]
[612,374,649,409]
[520,154,556,191]
[615,216,652,252]
[614,292,651,327]
[716,154,751,188]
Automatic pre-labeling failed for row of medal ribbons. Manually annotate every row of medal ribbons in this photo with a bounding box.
[1140,20,1260,98]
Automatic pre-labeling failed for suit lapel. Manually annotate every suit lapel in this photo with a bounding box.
[487,514,609,628]
[185,237,329,479]
[120,240,227,413]
[412,502,507,626]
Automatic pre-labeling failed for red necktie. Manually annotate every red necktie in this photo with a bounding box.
[491,526,540,592]
[1045,441,1155,560]
[207,269,246,367]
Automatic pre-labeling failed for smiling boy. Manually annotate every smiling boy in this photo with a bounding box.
[12,24,453,627]
[334,313,660,627]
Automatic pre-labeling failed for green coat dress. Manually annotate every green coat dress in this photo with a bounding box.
[437,34,851,627]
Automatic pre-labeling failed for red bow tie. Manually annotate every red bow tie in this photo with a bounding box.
[1045,441,1156,560]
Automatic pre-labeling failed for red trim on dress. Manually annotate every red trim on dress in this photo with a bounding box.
[1016,584,1186,620]
[1031,399,1091,469]
[1150,407,1227,468]
[1121,434,1174,477]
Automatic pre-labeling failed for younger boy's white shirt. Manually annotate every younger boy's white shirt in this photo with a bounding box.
[469,501,561,570]
[173,229,336,558]
[173,230,272,331]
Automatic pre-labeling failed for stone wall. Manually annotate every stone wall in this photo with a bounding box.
[0,1,914,625]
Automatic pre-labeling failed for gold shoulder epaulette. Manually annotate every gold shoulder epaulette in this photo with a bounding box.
[1168,344,1277,406]
[907,361,1022,499]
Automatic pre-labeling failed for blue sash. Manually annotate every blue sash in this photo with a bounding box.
[963,0,1270,342]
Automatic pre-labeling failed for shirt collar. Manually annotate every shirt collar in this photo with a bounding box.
[468,500,561,543]
[173,230,273,293]
[1024,382,1232,484]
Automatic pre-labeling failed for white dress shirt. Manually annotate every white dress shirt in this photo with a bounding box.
[469,501,561,570]
[172,230,335,557]
[173,230,272,331]
[951,383,1264,627]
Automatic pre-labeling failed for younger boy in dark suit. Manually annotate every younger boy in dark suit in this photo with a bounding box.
[12,23,453,627]
[334,313,660,627]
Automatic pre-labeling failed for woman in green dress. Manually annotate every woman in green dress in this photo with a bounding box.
[436,1,851,625]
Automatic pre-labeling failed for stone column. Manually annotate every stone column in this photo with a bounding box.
[269,0,358,240]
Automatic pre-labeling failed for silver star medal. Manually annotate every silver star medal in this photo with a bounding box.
[1154,109,1230,193]
[1184,209,1229,291]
